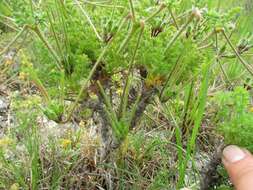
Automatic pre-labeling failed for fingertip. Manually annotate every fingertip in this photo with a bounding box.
[222,145,246,164]
[222,145,253,190]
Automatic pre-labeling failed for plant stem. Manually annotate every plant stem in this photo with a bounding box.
[118,4,166,54]
[165,9,192,25]
[29,0,35,21]
[164,14,194,53]
[198,30,215,46]
[145,3,166,23]
[83,1,125,9]
[222,30,253,76]
[215,33,233,88]
[182,81,194,128]
[32,79,50,103]
[64,45,110,123]
[63,14,129,123]
[117,22,138,53]
[128,0,135,21]
[30,26,62,70]
[118,21,145,119]
[217,59,232,87]
[197,42,213,50]
[75,0,103,42]
[0,14,20,31]
[177,62,210,188]
[47,10,64,62]
[168,6,179,30]
[0,25,27,56]
[159,54,183,99]
[97,81,118,122]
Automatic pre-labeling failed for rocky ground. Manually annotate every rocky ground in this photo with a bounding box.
[0,81,227,189]
[0,48,228,189]
[0,89,10,137]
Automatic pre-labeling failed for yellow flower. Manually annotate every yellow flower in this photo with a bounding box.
[10,183,19,190]
[116,88,123,95]
[26,62,33,68]
[60,139,72,149]
[215,27,224,33]
[19,72,27,80]
[249,107,253,113]
[112,73,121,82]
[79,121,85,128]
[145,75,165,88]
[20,51,33,68]
[0,137,13,147]
[5,59,13,66]
[89,92,98,100]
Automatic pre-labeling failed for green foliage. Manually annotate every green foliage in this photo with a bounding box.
[214,87,253,151]
[204,7,242,28]
[0,103,41,189]
[177,61,211,188]
[6,0,45,26]
[0,102,86,189]
[42,101,64,122]
[148,169,170,190]
[98,81,132,142]
[3,0,247,104]
[1,0,253,189]
[214,165,232,190]
[0,1,11,16]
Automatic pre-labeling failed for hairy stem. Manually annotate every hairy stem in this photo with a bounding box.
[197,42,213,50]
[0,25,27,56]
[30,26,62,70]
[145,3,166,23]
[168,6,179,30]
[0,14,20,31]
[63,14,129,123]
[198,30,215,46]
[215,33,233,88]
[222,30,253,76]
[128,0,135,21]
[118,21,145,119]
[117,23,139,54]
[164,14,194,53]
[32,79,50,103]
[83,1,125,9]
[75,0,103,42]
[159,54,183,99]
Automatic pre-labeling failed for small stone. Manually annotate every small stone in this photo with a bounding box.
[0,97,8,111]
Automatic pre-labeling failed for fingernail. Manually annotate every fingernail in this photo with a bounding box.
[223,145,246,163]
